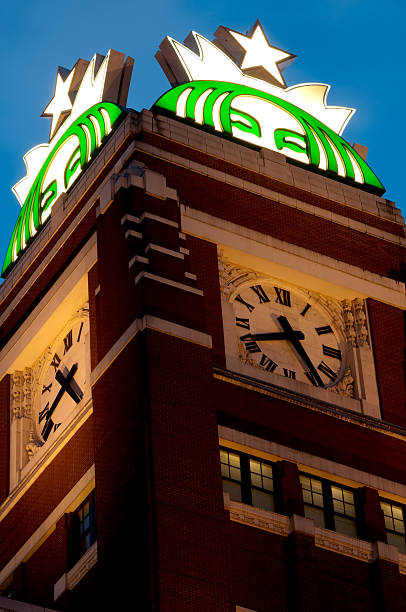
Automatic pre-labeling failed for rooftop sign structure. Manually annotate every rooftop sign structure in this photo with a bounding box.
[155,21,384,196]
[2,21,384,277]
[2,51,133,277]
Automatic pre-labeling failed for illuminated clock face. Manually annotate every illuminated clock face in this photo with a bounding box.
[233,282,343,388]
[35,317,89,445]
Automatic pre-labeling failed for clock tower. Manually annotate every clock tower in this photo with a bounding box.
[1,21,406,612]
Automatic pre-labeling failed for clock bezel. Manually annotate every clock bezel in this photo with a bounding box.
[32,307,91,447]
[228,275,348,390]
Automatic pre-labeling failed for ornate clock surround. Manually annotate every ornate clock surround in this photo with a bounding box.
[9,304,91,490]
[219,253,377,410]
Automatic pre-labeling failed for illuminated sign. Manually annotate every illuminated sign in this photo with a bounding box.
[2,50,133,277]
[155,22,384,195]
[3,23,384,277]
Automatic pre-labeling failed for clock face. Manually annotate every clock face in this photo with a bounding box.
[233,282,343,388]
[35,317,89,445]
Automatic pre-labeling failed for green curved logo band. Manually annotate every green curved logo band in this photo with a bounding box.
[2,101,124,277]
[154,80,384,196]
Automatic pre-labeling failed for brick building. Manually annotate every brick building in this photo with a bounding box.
[1,26,406,612]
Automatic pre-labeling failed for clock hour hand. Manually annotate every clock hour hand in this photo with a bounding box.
[55,369,83,403]
[277,315,324,387]
[250,330,304,342]
[41,363,79,441]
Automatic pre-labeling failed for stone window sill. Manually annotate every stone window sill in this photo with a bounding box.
[224,493,406,572]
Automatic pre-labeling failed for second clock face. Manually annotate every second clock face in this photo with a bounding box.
[233,282,343,388]
[35,317,89,445]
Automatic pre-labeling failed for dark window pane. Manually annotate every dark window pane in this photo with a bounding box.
[335,515,357,538]
[304,505,325,528]
[223,479,242,502]
[387,531,406,554]
[251,489,274,512]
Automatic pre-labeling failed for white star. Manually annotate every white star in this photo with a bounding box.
[42,69,74,140]
[230,21,295,88]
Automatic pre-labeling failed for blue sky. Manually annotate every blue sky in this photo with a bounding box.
[0,0,404,275]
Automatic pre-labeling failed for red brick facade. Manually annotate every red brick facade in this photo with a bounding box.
[1,109,406,611]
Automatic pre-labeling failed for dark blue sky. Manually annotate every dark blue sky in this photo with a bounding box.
[0,0,404,272]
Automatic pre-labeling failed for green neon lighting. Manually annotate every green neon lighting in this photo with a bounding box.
[154,80,384,195]
[2,102,124,277]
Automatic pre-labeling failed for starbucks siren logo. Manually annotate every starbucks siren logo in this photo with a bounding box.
[2,22,384,278]
[2,50,133,277]
[155,22,384,195]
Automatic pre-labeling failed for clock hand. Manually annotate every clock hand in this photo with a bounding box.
[277,316,324,387]
[250,330,304,342]
[55,369,83,403]
[42,363,79,441]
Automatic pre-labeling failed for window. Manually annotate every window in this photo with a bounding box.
[220,449,242,502]
[68,492,96,568]
[220,448,274,511]
[380,500,406,553]
[300,473,358,538]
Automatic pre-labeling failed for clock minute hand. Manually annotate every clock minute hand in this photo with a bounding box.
[42,363,79,441]
[250,330,305,342]
[277,315,324,387]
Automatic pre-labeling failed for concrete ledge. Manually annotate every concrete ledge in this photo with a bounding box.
[224,494,406,570]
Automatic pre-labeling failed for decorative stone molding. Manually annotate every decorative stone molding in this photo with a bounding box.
[342,298,369,347]
[218,252,259,299]
[225,497,386,565]
[224,497,406,572]
[224,493,290,537]
[372,540,399,563]
[10,304,91,472]
[330,368,355,398]
[25,432,40,459]
[10,369,32,419]
[67,541,97,590]
[315,527,373,562]
[398,552,406,574]
[54,542,97,601]
[353,298,369,346]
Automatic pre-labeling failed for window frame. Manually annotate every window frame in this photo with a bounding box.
[220,447,275,511]
[380,497,406,553]
[67,490,97,569]
[299,471,359,537]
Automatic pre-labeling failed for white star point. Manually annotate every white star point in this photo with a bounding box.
[230,22,294,88]
[42,69,74,140]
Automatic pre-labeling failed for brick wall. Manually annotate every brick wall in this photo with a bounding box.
[134,152,405,281]
[0,375,10,505]
[0,417,94,570]
[368,299,406,427]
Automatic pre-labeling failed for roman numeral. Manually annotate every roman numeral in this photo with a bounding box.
[42,383,52,394]
[50,353,61,372]
[305,371,322,387]
[63,330,73,354]
[235,317,250,329]
[274,287,291,307]
[77,321,84,343]
[250,284,270,303]
[317,360,337,382]
[240,334,261,354]
[322,345,342,360]
[300,303,311,317]
[42,417,54,442]
[39,402,50,423]
[259,354,278,372]
[315,325,333,335]
[235,294,255,313]
[53,423,61,433]
[283,368,296,379]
